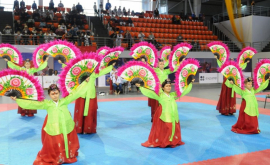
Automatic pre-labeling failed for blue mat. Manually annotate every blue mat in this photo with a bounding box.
[256,95,266,98]
[1,101,270,165]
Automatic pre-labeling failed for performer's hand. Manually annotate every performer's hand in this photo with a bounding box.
[135,83,141,87]
[247,60,250,63]
[4,58,8,62]
[58,60,62,64]
[192,79,195,82]
[214,56,217,59]
[86,77,90,82]
[10,96,16,101]
[229,80,234,84]
[112,62,116,66]
[45,57,49,62]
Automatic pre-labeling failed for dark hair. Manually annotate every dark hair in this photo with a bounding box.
[48,84,60,94]
[162,79,171,88]
[24,59,31,65]
[140,56,147,62]
[158,58,164,62]
[179,56,185,62]
[214,53,220,60]
[244,77,252,84]
[54,70,58,75]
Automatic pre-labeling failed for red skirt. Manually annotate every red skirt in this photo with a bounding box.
[216,78,236,115]
[151,99,159,122]
[74,97,98,134]
[18,106,37,116]
[231,99,260,134]
[110,79,113,94]
[34,115,79,165]
[148,98,152,107]
[142,105,185,148]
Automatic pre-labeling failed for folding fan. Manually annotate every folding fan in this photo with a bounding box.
[169,43,192,71]
[59,53,101,97]
[175,59,200,97]
[254,59,270,89]
[237,47,257,67]
[218,61,244,89]
[159,46,171,67]
[0,43,23,65]
[96,47,124,73]
[208,41,230,65]
[33,44,50,68]
[43,40,81,64]
[129,41,158,67]
[97,46,111,56]
[0,69,44,101]
[117,61,160,94]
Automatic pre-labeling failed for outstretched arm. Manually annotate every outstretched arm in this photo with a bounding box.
[225,79,243,96]
[216,59,222,67]
[30,61,48,73]
[13,97,47,110]
[7,61,22,70]
[181,83,193,97]
[240,62,247,70]
[255,79,269,93]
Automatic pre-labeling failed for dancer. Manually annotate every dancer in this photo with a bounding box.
[136,79,194,147]
[11,78,90,164]
[5,57,48,117]
[74,63,116,134]
[226,77,269,134]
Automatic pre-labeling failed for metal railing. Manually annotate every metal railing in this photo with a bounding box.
[253,41,270,52]
[213,6,270,23]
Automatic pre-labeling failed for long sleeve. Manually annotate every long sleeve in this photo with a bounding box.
[240,62,247,70]
[16,99,46,110]
[217,59,222,67]
[62,63,67,68]
[139,87,160,101]
[7,61,21,70]
[96,65,113,78]
[225,79,242,97]
[29,61,48,73]
[63,81,88,104]
[255,79,269,93]
[180,83,193,97]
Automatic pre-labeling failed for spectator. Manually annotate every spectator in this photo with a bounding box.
[105,0,111,11]
[14,20,23,33]
[131,10,135,17]
[55,25,65,36]
[67,26,77,43]
[49,0,54,10]
[3,24,13,43]
[113,74,122,95]
[116,32,123,46]
[93,2,98,16]
[113,6,117,16]
[127,9,130,17]
[49,24,56,32]
[20,10,29,22]
[15,31,22,44]
[32,1,37,10]
[38,31,44,44]
[21,26,30,45]
[20,0,25,9]
[125,30,133,49]
[99,2,103,15]
[58,0,64,8]
[191,13,196,21]
[72,4,76,11]
[118,6,122,17]
[177,34,183,43]
[53,70,58,76]
[191,39,198,51]
[60,23,67,32]
[76,3,83,13]
[14,0,19,9]
[127,18,133,26]
[138,31,145,41]
[44,31,51,43]
[49,30,56,41]
[27,16,35,27]
[84,32,90,46]
[110,67,117,81]
[39,21,47,28]
[31,27,37,44]
[154,8,159,18]
[110,31,117,46]
[48,9,54,20]
[14,6,20,15]
[123,7,127,16]
[32,10,40,21]
[172,15,176,24]
[107,6,112,16]
[148,32,155,44]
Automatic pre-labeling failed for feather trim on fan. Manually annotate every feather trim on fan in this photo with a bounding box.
[175,58,200,97]
[0,43,23,65]
[59,52,101,97]
[218,61,245,89]
[207,41,230,65]
[237,46,257,66]
[117,61,160,94]
[0,69,44,101]
[169,43,192,71]
[43,40,82,63]
[254,59,270,89]
[97,46,111,56]
[33,44,49,68]
[129,41,158,67]
[95,46,124,74]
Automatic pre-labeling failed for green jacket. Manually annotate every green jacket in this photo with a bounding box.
[82,65,113,116]
[62,63,67,68]
[8,61,48,75]
[154,68,174,84]
[139,84,192,141]
[225,79,269,117]
[16,81,89,158]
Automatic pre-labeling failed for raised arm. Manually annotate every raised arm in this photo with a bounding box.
[95,65,113,78]
[217,59,222,68]
[180,83,193,97]
[7,61,22,70]
[16,99,47,110]
[225,79,243,96]
[240,62,247,70]
[139,87,160,101]
[255,79,269,93]
[62,63,67,68]
[63,81,89,104]
[30,61,48,73]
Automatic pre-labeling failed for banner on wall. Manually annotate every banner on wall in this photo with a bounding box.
[105,74,110,86]
[199,73,218,83]
[36,76,43,87]
[43,76,59,88]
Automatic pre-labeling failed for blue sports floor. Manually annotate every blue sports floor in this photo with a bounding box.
[1,100,270,165]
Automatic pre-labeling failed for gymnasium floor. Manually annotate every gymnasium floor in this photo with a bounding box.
[1,84,270,165]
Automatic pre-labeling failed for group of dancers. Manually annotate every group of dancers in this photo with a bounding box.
[0,40,269,164]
